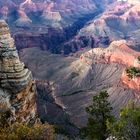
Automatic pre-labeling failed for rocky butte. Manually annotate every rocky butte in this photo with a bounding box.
[0,20,36,121]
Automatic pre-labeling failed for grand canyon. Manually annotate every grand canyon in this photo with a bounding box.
[0,0,140,139]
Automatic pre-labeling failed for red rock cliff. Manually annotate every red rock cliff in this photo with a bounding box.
[80,40,140,92]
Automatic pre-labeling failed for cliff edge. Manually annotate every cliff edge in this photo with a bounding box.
[0,20,36,121]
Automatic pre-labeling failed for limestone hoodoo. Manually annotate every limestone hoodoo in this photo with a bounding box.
[0,20,36,121]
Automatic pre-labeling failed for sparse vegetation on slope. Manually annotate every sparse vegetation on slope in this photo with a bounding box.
[0,111,54,140]
[80,91,114,140]
[138,56,140,61]
[81,91,140,140]
[107,102,140,140]
[126,67,140,79]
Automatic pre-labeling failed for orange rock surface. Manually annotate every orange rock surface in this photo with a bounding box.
[80,40,140,91]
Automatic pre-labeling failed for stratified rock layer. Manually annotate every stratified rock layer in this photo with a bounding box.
[70,1,140,52]
[0,20,36,121]
[20,40,140,127]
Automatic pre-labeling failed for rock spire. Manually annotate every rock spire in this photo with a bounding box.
[0,20,36,121]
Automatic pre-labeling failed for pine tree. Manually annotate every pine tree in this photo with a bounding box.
[107,102,140,140]
[81,91,114,140]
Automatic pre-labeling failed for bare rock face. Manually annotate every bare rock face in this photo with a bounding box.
[0,0,99,28]
[0,20,36,121]
[15,9,32,28]
[0,0,114,53]
[80,40,140,91]
[20,39,140,127]
[71,1,140,51]
[80,40,140,66]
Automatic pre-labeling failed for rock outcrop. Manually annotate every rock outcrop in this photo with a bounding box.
[80,40,140,91]
[0,0,99,28]
[0,20,36,121]
[80,40,140,66]
[0,0,114,53]
[70,1,140,51]
[20,40,140,127]
[15,9,32,28]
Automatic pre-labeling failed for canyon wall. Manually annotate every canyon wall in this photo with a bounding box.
[80,40,140,93]
[0,0,107,52]
[0,20,36,121]
[20,40,140,127]
[73,1,140,51]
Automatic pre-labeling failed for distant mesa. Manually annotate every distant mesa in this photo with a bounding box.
[42,10,62,22]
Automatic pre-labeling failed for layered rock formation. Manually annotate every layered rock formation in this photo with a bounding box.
[0,0,99,28]
[0,0,115,52]
[13,9,101,53]
[80,40,140,91]
[20,40,140,127]
[68,1,140,52]
[0,20,36,121]
[80,40,140,66]
[1,0,139,131]
[15,9,32,27]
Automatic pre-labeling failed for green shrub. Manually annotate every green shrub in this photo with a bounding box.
[137,56,140,61]
[126,67,140,79]
[80,91,114,140]
[0,111,54,140]
[107,102,140,140]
